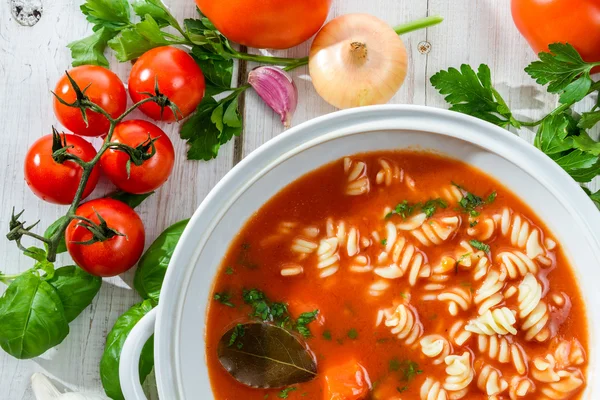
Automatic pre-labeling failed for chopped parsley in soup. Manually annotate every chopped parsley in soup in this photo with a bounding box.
[205,151,588,400]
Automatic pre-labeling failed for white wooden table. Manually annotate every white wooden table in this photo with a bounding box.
[0,0,593,398]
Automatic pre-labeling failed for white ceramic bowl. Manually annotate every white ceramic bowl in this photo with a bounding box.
[119,105,600,399]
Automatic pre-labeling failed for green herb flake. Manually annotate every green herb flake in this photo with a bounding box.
[397,386,408,393]
[422,198,448,218]
[389,358,401,371]
[381,238,388,246]
[347,328,358,340]
[469,220,479,227]
[486,191,497,204]
[213,292,235,307]
[469,239,490,253]
[322,330,332,341]
[228,324,245,348]
[296,310,319,338]
[278,387,297,399]
[389,358,423,382]
[225,266,234,275]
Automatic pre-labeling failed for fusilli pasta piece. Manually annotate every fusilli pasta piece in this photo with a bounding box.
[477,335,528,375]
[291,237,318,258]
[467,215,496,241]
[509,376,536,399]
[465,307,517,336]
[476,364,508,396]
[349,255,372,273]
[383,303,423,345]
[518,273,550,341]
[449,320,473,346]
[375,158,402,186]
[433,184,464,205]
[396,213,427,231]
[368,280,390,297]
[438,287,472,316]
[420,335,452,365]
[498,251,538,279]
[474,269,507,315]
[280,263,303,277]
[444,352,474,399]
[316,237,339,278]
[344,157,369,195]
[375,233,430,285]
[493,207,546,259]
[411,216,461,246]
[421,378,449,400]
[553,338,586,368]
[532,354,585,400]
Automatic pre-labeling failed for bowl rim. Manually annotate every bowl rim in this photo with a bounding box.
[155,104,600,398]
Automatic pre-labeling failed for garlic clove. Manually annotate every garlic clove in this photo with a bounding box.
[248,66,298,128]
[31,373,109,400]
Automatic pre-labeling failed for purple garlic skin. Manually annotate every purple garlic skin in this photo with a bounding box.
[248,66,298,128]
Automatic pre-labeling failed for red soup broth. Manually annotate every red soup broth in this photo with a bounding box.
[205,151,588,400]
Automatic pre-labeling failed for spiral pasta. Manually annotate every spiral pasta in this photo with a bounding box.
[443,352,474,399]
[383,303,423,345]
[411,216,461,246]
[344,157,370,195]
[421,378,449,400]
[532,354,585,400]
[433,184,464,205]
[316,237,339,278]
[465,307,517,335]
[509,376,536,399]
[477,335,528,375]
[476,364,508,396]
[518,273,550,342]
[493,207,546,259]
[467,215,496,241]
[420,335,452,365]
[474,268,507,315]
[375,232,430,285]
[437,286,472,316]
[498,251,539,279]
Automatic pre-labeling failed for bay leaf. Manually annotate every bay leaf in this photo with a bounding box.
[217,323,317,388]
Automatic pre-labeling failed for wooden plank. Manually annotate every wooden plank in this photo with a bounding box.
[0,0,234,398]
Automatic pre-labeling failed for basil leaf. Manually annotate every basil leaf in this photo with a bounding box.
[47,266,102,322]
[44,217,68,255]
[134,219,189,302]
[218,323,317,388]
[0,272,69,359]
[108,191,154,209]
[100,300,155,400]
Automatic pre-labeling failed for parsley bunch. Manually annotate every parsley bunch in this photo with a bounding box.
[431,43,600,205]
[69,0,308,161]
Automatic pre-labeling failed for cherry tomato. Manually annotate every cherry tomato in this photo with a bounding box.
[100,120,175,194]
[511,0,600,64]
[128,47,205,122]
[66,199,145,277]
[195,0,332,49]
[24,133,100,204]
[53,66,127,137]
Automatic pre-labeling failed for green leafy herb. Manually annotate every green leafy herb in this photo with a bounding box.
[134,219,189,302]
[278,387,298,399]
[387,198,447,219]
[100,299,155,400]
[347,328,358,340]
[47,266,102,322]
[469,220,478,227]
[225,267,234,275]
[228,324,246,348]
[430,64,521,129]
[525,43,600,104]
[296,310,319,338]
[578,110,600,130]
[422,198,448,217]
[457,253,472,264]
[381,239,388,246]
[397,386,408,393]
[214,292,235,307]
[469,239,490,253]
[108,190,154,209]
[486,191,497,204]
[322,330,332,341]
[44,216,69,255]
[67,27,116,68]
[389,358,401,371]
[389,358,423,382]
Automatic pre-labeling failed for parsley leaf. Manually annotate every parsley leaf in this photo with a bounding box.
[578,110,600,130]
[387,198,447,219]
[131,0,181,29]
[296,310,319,338]
[225,267,234,275]
[422,198,448,217]
[430,64,521,129]
[347,328,358,340]
[80,0,131,31]
[381,239,387,246]
[278,387,297,399]
[108,15,173,61]
[228,324,245,348]
[525,43,600,104]
[389,358,423,382]
[583,187,600,208]
[213,292,235,307]
[67,27,115,68]
[469,239,490,253]
[534,113,574,155]
[322,330,332,341]
[180,92,243,160]
[191,45,234,95]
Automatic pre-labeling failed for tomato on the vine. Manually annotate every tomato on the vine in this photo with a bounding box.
[128,47,205,122]
[195,0,332,49]
[66,199,145,277]
[24,133,100,204]
[53,66,127,137]
[100,120,175,194]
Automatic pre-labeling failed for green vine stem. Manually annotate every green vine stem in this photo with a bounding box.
[394,15,444,35]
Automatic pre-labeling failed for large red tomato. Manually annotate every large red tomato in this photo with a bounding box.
[24,133,100,204]
[128,47,205,122]
[511,0,600,64]
[66,199,145,277]
[53,66,127,137]
[100,120,175,194]
[195,0,332,49]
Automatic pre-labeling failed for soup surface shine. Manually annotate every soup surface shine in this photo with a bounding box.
[206,151,588,400]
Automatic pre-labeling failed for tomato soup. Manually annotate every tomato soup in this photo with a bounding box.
[206,151,588,400]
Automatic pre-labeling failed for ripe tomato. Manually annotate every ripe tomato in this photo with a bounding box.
[66,199,145,277]
[195,0,332,49]
[53,66,127,137]
[24,133,100,204]
[100,120,175,194]
[511,0,600,64]
[128,47,205,122]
